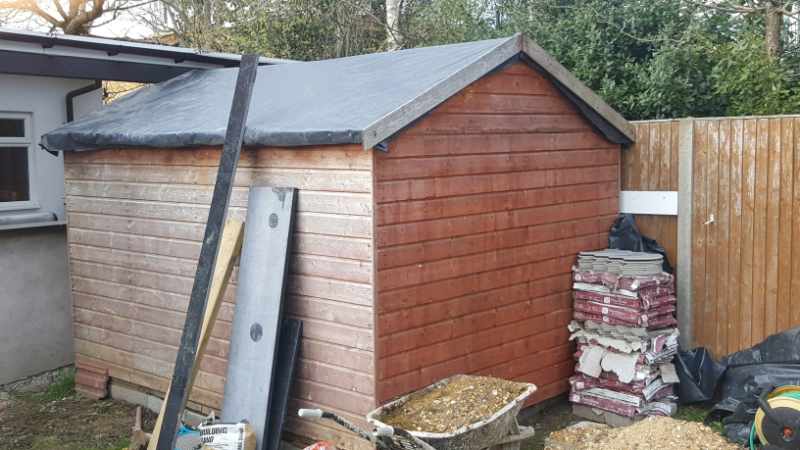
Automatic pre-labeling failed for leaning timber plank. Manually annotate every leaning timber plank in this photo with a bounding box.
[156,54,258,450]
[148,220,244,450]
[222,187,297,450]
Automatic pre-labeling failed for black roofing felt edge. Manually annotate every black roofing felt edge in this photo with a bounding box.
[362,33,636,150]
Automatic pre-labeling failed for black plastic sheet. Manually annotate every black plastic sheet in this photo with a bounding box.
[608,214,674,273]
[674,347,726,404]
[707,327,800,445]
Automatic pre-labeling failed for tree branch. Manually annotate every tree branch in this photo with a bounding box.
[682,0,764,14]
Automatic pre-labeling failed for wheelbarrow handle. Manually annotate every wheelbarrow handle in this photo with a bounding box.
[374,425,438,450]
[297,408,392,450]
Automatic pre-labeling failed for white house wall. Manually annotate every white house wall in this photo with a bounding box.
[0,73,101,384]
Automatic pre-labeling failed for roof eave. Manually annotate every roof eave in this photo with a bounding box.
[361,33,635,150]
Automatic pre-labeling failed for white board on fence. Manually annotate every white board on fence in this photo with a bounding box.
[619,191,678,216]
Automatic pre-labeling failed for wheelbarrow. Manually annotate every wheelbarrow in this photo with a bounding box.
[298,375,537,450]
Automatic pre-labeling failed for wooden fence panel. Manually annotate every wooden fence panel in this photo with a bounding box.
[621,121,679,270]
[634,116,800,358]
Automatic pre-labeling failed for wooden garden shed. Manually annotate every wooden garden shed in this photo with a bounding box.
[41,34,635,449]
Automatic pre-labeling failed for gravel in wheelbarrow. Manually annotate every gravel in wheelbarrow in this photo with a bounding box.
[367,375,537,450]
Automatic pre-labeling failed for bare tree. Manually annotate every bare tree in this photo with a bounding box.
[0,0,150,35]
[684,0,798,56]
[386,0,403,49]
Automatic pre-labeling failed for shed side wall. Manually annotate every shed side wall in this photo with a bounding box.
[375,62,620,405]
[63,146,375,427]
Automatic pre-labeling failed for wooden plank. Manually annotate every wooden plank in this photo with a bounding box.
[66,145,371,170]
[691,120,708,348]
[377,181,617,227]
[378,214,612,274]
[148,220,243,450]
[403,114,592,136]
[764,118,781,337]
[619,123,640,190]
[777,118,794,334]
[752,118,770,345]
[704,120,719,355]
[727,119,744,354]
[65,164,373,193]
[739,119,758,350]
[793,118,800,331]
[66,181,372,216]
[716,120,731,356]
[385,132,617,159]
[376,149,619,181]
[433,92,580,115]
[377,198,617,247]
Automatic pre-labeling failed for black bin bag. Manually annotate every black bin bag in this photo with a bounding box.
[706,327,800,445]
[674,347,725,404]
[608,214,674,273]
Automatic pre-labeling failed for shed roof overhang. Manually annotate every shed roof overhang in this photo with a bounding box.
[0,27,290,83]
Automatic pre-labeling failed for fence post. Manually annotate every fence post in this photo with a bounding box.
[677,119,695,349]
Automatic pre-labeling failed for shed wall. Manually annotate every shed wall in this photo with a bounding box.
[374,62,620,405]
[63,146,375,429]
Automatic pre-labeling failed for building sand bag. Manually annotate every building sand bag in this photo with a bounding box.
[546,417,742,450]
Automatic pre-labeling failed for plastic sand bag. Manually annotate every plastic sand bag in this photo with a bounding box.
[198,422,256,450]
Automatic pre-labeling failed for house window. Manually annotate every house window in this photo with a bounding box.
[0,113,34,207]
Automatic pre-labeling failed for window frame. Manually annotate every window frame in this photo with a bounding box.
[0,112,38,211]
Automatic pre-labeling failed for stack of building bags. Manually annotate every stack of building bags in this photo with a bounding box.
[568,250,681,425]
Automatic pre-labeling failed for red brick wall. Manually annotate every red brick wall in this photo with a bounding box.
[374,62,620,405]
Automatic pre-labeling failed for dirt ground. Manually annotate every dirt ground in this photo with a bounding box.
[0,386,157,450]
[519,400,581,450]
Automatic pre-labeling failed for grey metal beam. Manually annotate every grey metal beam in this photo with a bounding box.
[677,118,695,349]
[222,187,298,450]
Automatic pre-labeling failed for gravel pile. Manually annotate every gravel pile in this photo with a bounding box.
[546,417,742,450]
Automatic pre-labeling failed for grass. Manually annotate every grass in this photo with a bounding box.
[674,404,723,434]
[75,439,130,450]
[8,371,80,405]
[31,437,129,450]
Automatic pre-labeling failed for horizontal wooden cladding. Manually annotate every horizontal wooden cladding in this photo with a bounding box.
[69,229,371,264]
[377,164,618,204]
[66,199,372,238]
[379,213,615,271]
[65,145,371,170]
[378,209,617,277]
[379,232,608,292]
[66,181,372,216]
[377,198,618,248]
[403,114,593,136]
[464,64,562,95]
[380,278,575,357]
[377,302,573,400]
[68,211,370,240]
[65,164,372,193]
[377,148,618,181]
[383,132,617,159]
[433,92,581,116]
[64,145,376,415]
[73,340,374,415]
[622,121,679,273]
[379,273,570,336]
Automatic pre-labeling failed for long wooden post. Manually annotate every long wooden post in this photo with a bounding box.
[148,220,245,450]
[156,55,259,450]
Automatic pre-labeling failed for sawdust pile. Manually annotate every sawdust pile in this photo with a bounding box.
[380,376,527,434]
[546,417,742,450]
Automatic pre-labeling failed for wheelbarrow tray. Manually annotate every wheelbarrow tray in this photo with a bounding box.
[366,375,537,450]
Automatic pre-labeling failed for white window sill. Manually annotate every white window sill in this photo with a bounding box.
[0,201,39,212]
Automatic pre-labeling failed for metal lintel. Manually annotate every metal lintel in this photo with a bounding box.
[155,53,259,450]
[265,317,303,450]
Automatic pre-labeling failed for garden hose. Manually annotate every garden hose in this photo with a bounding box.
[750,387,800,450]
